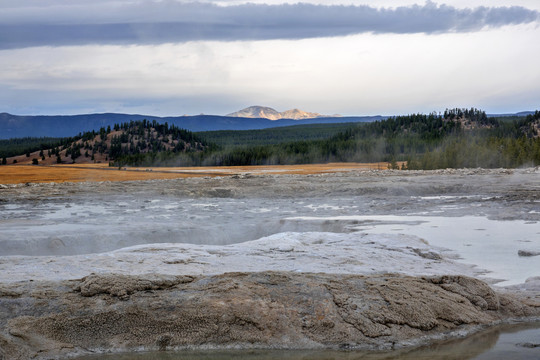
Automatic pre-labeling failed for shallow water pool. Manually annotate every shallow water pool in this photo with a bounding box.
[77,323,540,360]
[289,215,540,286]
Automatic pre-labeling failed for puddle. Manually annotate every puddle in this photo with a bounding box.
[289,215,540,286]
[354,215,539,286]
[76,323,540,360]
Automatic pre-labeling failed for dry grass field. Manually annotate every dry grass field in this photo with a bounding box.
[0,162,395,184]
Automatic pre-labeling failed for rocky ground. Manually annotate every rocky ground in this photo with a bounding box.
[1,167,539,220]
[0,168,539,359]
[1,272,539,360]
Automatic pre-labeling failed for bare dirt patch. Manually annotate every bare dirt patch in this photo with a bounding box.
[0,162,396,184]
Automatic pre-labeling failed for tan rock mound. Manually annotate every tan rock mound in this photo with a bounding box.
[0,272,539,359]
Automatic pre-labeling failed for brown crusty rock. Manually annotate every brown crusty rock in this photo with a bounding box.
[0,272,539,359]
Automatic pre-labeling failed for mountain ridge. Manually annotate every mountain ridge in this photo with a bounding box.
[0,112,377,139]
[1,109,534,140]
[227,106,340,120]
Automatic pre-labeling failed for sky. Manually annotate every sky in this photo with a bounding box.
[1,0,539,116]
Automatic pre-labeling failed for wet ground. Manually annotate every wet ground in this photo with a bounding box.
[77,323,540,360]
[1,168,539,286]
[1,168,539,358]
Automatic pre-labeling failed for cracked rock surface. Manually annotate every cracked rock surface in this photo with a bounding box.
[1,272,539,359]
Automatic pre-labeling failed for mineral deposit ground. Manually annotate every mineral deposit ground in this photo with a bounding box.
[0,166,539,359]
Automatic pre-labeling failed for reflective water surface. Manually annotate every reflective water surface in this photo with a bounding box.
[78,323,540,360]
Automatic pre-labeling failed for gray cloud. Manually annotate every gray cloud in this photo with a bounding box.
[1,1,538,49]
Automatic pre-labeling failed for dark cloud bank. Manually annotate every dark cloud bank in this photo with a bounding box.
[2,1,538,49]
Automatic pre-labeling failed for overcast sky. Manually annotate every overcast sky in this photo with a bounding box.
[1,0,539,116]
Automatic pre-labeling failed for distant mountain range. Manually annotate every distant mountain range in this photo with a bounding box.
[227,106,341,120]
[0,112,380,139]
[1,108,534,139]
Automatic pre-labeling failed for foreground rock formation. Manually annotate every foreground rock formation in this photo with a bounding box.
[1,272,539,359]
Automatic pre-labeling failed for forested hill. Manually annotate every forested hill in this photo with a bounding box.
[1,120,210,165]
[2,108,539,169]
[112,108,540,169]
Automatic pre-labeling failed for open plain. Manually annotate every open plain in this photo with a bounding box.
[0,162,395,184]
[0,165,539,359]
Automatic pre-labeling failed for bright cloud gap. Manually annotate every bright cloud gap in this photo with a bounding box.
[1,1,539,49]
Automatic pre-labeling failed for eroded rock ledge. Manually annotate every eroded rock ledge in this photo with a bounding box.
[1,272,539,359]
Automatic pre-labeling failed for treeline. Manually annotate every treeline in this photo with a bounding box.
[443,107,492,125]
[0,137,65,159]
[406,135,540,169]
[407,111,540,169]
[113,109,540,169]
[198,122,360,147]
[3,109,539,170]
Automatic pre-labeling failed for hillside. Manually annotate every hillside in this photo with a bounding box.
[2,120,208,166]
[0,122,361,164]
[197,122,360,147]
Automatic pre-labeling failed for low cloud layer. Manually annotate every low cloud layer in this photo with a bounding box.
[1,1,538,49]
